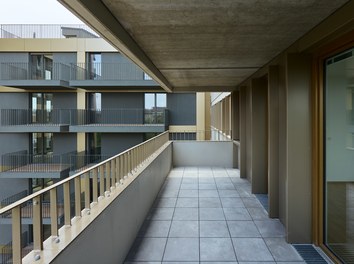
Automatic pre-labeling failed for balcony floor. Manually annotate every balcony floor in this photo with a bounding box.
[125,167,305,263]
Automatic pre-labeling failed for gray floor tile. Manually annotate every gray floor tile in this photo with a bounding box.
[153,198,177,208]
[176,197,198,208]
[264,238,303,261]
[138,220,171,237]
[199,183,217,190]
[242,197,263,208]
[200,238,236,261]
[199,177,215,184]
[200,221,230,237]
[127,238,167,261]
[163,262,199,264]
[178,189,198,198]
[182,178,199,184]
[236,188,254,197]
[180,183,198,190]
[169,221,199,237]
[201,262,238,264]
[199,208,225,220]
[247,207,269,220]
[223,207,252,220]
[125,262,161,264]
[254,220,286,237]
[217,183,236,190]
[220,197,245,208]
[173,207,199,220]
[199,197,222,208]
[232,238,274,261]
[227,220,261,237]
[218,189,240,198]
[238,262,275,264]
[158,188,179,198]
[163,238,199,261]
[147,208,174,220]
[199,189,219,198]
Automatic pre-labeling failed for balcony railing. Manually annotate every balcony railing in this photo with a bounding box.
[69,152,111,172]
[0,24,99,39]
[0,62,72,81]
[0,131,169,264]
[0,150,73,173]
[0,108,168,126]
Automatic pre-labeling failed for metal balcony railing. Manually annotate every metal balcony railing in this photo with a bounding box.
[0,62,72,81]
[69,151,111,172]
[0,150,73,173]
[169,128,232,141]
[0,24,99,39]
[0,131,169,264]
[1,231,32,264]
[72,62,147,81]
[0,108,168,126]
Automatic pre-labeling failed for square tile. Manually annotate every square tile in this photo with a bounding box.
[179,189,198,198]
[254,220,286,237]
[232,238,274,261]
[242,197,263,208]
[176,197,198,208]
[182,178,198,184]
[158,188,179,198]
[200,221,229,237]
[199,197,222,208]
[173,207,198,220]
[153,198,177,208]
[199,183,217,190]
[163,238,199,261]
[218,190,240,198]
[217,183,236,190]
[169,221,199,237]
[227,221,261,237]
[223,207,252,221]
[199,208,225,220]
[181,183,198,190]
[220,197,244,208]
[264,238,303,261]
[126,238,167,261]
[199,189,219,198]
[138,220,171,237]
[147,208,174,220]
[200,238,236,261]
[247,207,269,220]
[236,188,254,197]
[199,177,215,184]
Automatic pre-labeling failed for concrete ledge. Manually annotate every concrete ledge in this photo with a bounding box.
[172,141,234,167]
[41,143,172,264]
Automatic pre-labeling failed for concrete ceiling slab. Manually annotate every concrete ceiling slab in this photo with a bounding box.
[61,0,350,92]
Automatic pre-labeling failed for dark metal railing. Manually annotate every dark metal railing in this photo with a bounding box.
[1,231,32,264]
[0,62,71,81]
[0,108,168,126]
[70,151,111,172]
[0,190,28,208]
[72,62,147,81]
[0,24,99,39]
[0,150,73,173]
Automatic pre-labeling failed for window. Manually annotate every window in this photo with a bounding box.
[144,93,167,124]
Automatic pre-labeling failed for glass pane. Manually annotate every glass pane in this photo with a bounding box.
[156,93,166,108]
[324,48,354,263]
[144,93,155,110]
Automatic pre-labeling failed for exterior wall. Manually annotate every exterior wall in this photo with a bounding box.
[101,133,144,157]
[53,93,77,109]
[167,93,196,125]
[53,53,77,65]
[0,92,29,109]
[53,133,77,155]
[101,92,144,109]
[0,133,29,170]
[0,53,29,63]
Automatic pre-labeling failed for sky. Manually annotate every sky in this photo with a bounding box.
[0,0,83,24]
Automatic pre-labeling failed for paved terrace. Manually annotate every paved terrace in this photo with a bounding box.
[125,167,305,263]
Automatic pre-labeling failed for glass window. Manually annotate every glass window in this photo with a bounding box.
[144,93,155,110]
[156,93,166,108]
[324,48,354,263]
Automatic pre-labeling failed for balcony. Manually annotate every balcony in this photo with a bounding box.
[69,62,160,90]
[0,132,309,264]
[0,108,168,133]
[0,62,73,89]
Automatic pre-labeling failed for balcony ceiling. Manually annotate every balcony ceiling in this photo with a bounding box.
[60,0,349,92]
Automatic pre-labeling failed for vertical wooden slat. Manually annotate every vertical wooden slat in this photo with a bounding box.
[111,160,116,187]
[74,177,81,217]
[106,161,111,192]
[50,188,58,237]
[100,165,105,197]
[115,157,120,184]
[63,181,71,226]
[84,173,90,209]
[33,195,43,250]
[12,206,22,264]
[92,168,98,203]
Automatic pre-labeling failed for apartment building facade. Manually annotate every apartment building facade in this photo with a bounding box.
[0,25,210,253]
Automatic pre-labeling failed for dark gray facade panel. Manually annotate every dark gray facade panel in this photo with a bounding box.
[101,93,144,124]
[167,93,196,125]
[0,92,29,109]
[101,133,144,157]
[53,133,77,155]
[0,53,29,63]
[53,53,77,65]
[53,93,77,109]
[0,133,29,167]
[101,53,144,80]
